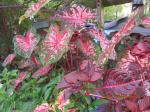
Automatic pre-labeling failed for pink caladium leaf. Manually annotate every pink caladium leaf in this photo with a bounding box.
[2,53,16,66]
[34,103,49,112]
[54,4,96,27]
[13,29,40,58]
[39,25,72,65]
[14,71,27,87]
[19,0,50,23]
[32,65,52,78]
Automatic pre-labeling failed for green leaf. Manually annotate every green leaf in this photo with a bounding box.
[91,99,109,108]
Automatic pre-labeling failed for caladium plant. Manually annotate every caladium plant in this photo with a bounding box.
[39,25,72,65]
[2,1,150,112]
[13,29,40,58]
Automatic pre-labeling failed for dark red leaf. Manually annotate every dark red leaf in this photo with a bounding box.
[102,69,141,100]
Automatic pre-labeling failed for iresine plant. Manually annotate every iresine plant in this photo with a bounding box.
[2,0,150,112]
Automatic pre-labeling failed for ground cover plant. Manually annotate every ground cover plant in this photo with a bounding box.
[0,0,150,112]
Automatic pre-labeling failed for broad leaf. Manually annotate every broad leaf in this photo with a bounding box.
[39,25,72,65]
[2,53,16,66]
[13,29,40,58]
[102,69,141,100]
[54,4,96,27]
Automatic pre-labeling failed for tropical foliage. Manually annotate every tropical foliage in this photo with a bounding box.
[0,0,150,112]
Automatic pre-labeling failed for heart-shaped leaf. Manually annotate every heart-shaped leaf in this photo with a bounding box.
[39,25,72,65]
[13,29,40,58]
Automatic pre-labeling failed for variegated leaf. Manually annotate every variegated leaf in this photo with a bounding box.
[54,4,96,27]
[13,29,40,58]
[39,25,72,65]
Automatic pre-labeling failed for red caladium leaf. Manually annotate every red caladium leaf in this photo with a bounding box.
[102,69,142,100]
[13,29,40,58]
[54,4,96,27]
[97,8,140,65]
[39,25,72,65]
[14,72,27,87]
[19,0,50,23]
[32,65,52,78]
[2,53,16,66]
[34,103,49,112]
